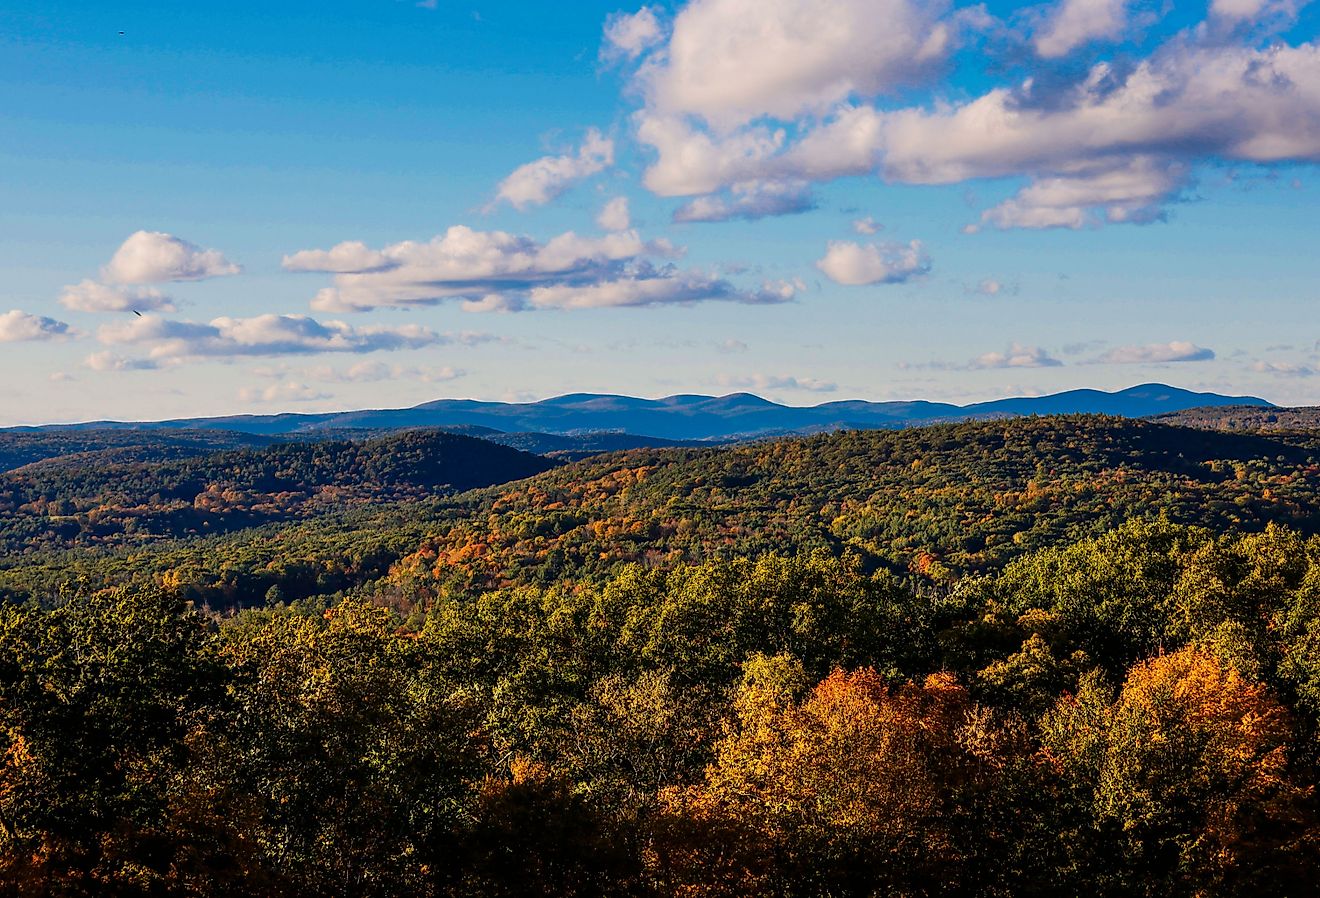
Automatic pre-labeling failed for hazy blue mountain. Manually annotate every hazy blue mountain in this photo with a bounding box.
[5,383,1271,442]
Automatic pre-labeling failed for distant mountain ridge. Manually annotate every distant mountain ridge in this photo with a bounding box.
[4,383,1272,442]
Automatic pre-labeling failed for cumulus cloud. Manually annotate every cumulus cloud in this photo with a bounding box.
[969,343,1063,369]
[526,272,799,310]
[102,231,240,284]
[602,6,665,61]
[282,241,393,273]
[1034,0,1133,58]
[1208,0,1306,30]
[288,224,787,314]
[1093,341,1215,363]
[852,216,884,235]
[1253,359,1317,377]
[309,361,466,384]
[673,181,816,223]
[634,114,788,197]
[237,382,333,404]
[493,129,614,209]
[977,158,1190,230]
[83,351,163,372]
[639,0,952,129]
[816,240,930,286]
[717,373,838,393]
[620,7,1320,228]
[0,310,74,343]
[597,196,632,231]
[59,279,175,314]
[293,225,663,312]
[97,313,442,364]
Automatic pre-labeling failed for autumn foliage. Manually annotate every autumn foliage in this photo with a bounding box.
[3,417,1320,894]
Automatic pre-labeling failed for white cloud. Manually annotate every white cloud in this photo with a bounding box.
[290,224,785,314]
[979,158,1190,230]
[237,382,333,404]
[718,373,838,393]
[97,313,442,363]
[493,129,615,209]
[282,241,393,273]
[1094,341,1215,363]
[852,216,883,235]
[59,279,175,313]
[972,279,1004,296]
[879,45,1320,182]
[83,351,163,372]
[1034,0,1132,59]
[0,310,74,343]
[673,180,816,223]
[1209,0,1305,28]
[640,0,952,129]
[815,239,930,286]
[635,113,787,196]
[717,338,749,353]
[970,343,1063,369]
[310,361,466,384]
[602,6,665,61]
[300,225,666,312]
[626,25,1320,227]
[526,272,798,310]
[1253,359,1317,377]
[102,231,240,284]
[597,196,632,231]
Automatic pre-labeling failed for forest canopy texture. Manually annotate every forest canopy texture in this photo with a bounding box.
[2,414,1320,897]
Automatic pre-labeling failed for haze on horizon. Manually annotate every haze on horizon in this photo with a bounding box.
[2,0,1319,426]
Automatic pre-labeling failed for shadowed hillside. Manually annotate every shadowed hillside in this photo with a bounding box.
[0,430,555,553]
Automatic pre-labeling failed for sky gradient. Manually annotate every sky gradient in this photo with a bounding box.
[2,0,1318,425]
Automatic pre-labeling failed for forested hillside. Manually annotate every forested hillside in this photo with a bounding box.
[4,522,1320,896]
[0,430,554,554]
[3,415,1319,608]
[388,415,1320,600]
[1154,404,1320,434]
[4,414,1320,896]
[0,429,285,474]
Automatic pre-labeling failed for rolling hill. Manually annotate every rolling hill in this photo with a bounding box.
[0,429,554,552]
[5,413,1317,609]
[4,383,1270,441]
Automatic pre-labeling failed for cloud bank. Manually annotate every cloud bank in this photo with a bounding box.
[605,1,1320,229]
[97,313,443,364]
[288,224,796,313]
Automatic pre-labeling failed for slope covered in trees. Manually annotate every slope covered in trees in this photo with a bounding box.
[4,414,1320,895]
[3,415,1319,609]
[0,428,285,474]
[1154,404,1320,435]
[0,430,555,554]
[387,415,1320,600]
[3,522,1320,896]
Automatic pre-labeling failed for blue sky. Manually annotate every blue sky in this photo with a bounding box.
[1,0,1318,424]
